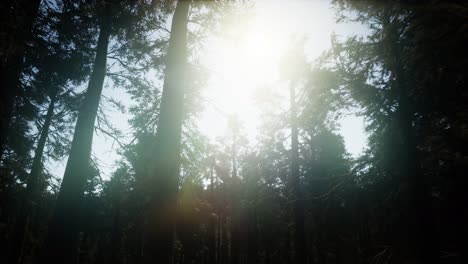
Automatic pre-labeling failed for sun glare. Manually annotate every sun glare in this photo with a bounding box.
[196,0,366,155]
[46,0,368,180]
[199,9,288,140]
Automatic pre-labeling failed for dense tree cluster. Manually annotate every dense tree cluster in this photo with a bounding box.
[0,0,466,264]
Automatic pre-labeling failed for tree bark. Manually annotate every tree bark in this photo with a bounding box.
[142,1,190,263]
[0,0,41,159]
[38,11,111,263]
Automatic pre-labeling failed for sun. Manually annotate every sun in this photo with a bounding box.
[196,1,366,158]
[198,14,286,140]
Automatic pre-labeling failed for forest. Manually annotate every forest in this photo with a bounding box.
[0,0,467,263]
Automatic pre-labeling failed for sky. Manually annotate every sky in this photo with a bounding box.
[49,0,368,180]
[197,0,368,155]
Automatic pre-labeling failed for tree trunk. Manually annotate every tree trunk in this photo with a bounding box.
[289,83,307,264]
[38,12,111,263]
[0,0,41,159]
[207,161,217,264]
[142,1,190,263]
[230,129,241,264]
[385,17,439,264]
[8,91,58,264]
[27,93,58,200]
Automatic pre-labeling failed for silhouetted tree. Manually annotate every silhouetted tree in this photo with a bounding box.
[143,1,190,263]
[39,2,112,262]
[0,0,41,158]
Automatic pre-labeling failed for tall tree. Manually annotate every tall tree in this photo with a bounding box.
[326,1,468,262]
[8,1,99,258]
[8,91,57,264]
[39,4,111,262]
[281,39,307,264]
[143,0,190,263]
[228,115,242,264]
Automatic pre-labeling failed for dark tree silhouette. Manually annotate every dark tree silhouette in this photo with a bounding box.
[39,5,111,262]
[0,0,41,159]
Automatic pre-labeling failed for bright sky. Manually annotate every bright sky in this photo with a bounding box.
[197,0,367,153]
[49,0,368,180]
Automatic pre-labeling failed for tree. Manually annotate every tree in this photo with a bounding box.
[281,38,308,264]
[0,0,42,158]
[7,2,99,260]
[39,3,112,262]
[143,1,190,263]
[325,1,468,262]
[1,1,467,263]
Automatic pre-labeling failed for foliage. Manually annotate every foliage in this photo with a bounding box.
[0,1,466,263]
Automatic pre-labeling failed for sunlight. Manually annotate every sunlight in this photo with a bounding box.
[199,5,290,141]
[207,19,284,88]
[198,1,367,156]
[84,0,368,179]
[198,2,315,142]
[7,0,455,261]
[45,0,370,182]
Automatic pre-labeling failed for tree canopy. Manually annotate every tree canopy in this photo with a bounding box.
[0,0,466,264]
